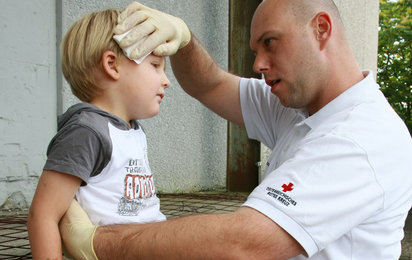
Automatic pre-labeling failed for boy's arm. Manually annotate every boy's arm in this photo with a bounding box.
[27,170,82,260]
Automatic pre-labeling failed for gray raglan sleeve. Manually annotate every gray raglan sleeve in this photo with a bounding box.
[43,124,107,184]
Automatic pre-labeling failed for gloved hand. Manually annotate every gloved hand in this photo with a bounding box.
[113,1,191,59]
[59,199,99,260]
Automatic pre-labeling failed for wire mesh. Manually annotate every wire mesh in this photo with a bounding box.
[158,193,248,219]
[0,213,32,260]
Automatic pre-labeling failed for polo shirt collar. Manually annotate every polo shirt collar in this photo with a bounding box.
[300,70,379,129]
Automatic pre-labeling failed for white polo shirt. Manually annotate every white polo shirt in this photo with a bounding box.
[240,71,412,259]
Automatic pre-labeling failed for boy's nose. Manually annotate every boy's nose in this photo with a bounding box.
[162,75,170,88]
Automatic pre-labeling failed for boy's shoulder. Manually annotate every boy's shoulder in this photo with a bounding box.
[58,103,134,133]
[46,103,125,162]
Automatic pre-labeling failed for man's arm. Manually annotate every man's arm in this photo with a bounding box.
[171,35,244,127]
[61,200,305,260]
[27,170,82,260]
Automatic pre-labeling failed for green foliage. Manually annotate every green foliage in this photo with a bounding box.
[378,0,412,134]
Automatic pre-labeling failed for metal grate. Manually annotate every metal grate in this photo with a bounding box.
[0,213,32,260]
[158,193,248,219]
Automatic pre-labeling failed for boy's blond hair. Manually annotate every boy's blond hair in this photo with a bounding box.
[61,8,125,102]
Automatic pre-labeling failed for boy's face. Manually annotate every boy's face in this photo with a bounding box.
[118,54,170,121]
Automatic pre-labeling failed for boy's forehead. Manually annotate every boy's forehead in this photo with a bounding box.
[151,53,167,60]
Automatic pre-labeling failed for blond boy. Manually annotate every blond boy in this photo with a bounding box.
[27,8,170,260]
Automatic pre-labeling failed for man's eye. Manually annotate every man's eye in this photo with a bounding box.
[264,38,273,46]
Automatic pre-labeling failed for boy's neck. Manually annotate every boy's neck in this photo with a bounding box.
[89,99,132,128]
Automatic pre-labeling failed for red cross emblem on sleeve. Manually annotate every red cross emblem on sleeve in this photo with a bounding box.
[282,182,294,192]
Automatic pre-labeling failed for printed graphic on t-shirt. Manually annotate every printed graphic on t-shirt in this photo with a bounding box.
[117,158,158,216]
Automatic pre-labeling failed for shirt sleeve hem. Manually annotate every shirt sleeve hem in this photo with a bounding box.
[242,197,318,258]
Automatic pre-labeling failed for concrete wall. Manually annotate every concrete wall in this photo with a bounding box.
[0,0,57,208]
[0,0,379,208]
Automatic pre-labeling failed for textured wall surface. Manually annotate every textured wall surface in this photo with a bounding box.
[0,0,379,207]
[0,0,57,207]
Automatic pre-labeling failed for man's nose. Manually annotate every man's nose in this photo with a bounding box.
[253,53,269,74]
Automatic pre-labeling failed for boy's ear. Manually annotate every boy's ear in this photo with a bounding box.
[312,12,332,50]
[102,51,120,80]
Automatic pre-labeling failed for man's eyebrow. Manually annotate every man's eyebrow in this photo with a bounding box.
[257,30,280,43]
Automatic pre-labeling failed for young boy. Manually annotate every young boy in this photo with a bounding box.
[27,8,170,260]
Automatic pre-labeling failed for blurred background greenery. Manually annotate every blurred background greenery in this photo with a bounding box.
[378,0,412,134]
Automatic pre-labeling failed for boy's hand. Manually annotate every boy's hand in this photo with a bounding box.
[59,200,99,260]
[114,1,191,59]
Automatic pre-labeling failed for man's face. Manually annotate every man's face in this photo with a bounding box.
[250,0,324,112]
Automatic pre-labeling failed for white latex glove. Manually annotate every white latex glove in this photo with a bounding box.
[113,1,191,59]
[59,199,99,260]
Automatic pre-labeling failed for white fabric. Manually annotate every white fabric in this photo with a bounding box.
[240,71,412,259]
[113,31,153,64]
[76,122,166,226]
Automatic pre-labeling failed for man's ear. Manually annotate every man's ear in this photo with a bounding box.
[312,12,332,50]
[102,51,120,80]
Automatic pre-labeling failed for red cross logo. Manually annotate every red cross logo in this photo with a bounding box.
[282,182,294,192]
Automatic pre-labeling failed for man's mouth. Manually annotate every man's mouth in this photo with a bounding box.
[272,80,281,85]
[266,79,281,87]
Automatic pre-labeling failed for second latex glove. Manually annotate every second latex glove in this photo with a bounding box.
[114,1,191,59]
[59,199,99,260]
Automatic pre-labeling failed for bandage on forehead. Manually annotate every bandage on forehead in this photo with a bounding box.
[113,30,153,64]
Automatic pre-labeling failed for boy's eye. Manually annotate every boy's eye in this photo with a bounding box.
[152,63,160,68]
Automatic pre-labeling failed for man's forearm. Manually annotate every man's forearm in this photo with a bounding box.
[93,207,304,260]
[170,34,244,126]
[94,211,239,260]
[170,34,236,101]
[171,34,218,96]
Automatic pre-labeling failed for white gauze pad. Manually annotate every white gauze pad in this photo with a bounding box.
[113,30,153,64]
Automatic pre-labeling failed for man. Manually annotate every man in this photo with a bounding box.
[60,0,412,259]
